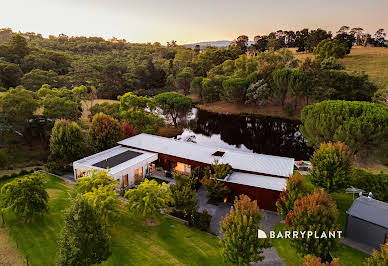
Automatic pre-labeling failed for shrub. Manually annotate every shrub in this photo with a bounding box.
[320,57,345,70]
[303,255,340,266]
[201,162,232,203]
[314,39,346,59]
[195,209,212,231]
[170,175,198,218]
[284,102,296,116]
[365,245,388,266]
[88,113,121,153]
[351,168,388,201]
[310,142,352,193]
[222,77,248,103]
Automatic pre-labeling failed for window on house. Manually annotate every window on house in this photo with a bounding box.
[174,162,191,175]
[134,167,143,178]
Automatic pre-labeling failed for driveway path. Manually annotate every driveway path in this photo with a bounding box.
[197,187,285,265]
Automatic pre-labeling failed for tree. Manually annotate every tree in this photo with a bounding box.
[334,33,355,54]
[220,195,270,265]
[175,71,193,95]
[88,113,121,152]
[201,75,225,103]
[314,39,346,59]
[300,101,388,156]
[76,170,119,194]
[57,197,111,266]
[288,69,311,108]
[310,142,352,193]
[0,61,23,88]
[120,120,136,139]
[0,86,39,136]
[373,28,386,47]
[89,102,121,121]
[272,68,292,107]
[1,173,49,222]
[365,245,388,266]
[42,95,82,120]
[82,184,121,224]
[125,179,172,220]
[119,92,152,112]
[245,79,272,106]
[316,71,377,101]
[286,189,339,259]
[170,174,198,218]
[222,77,248,103]
[306,28,332,52]
[21,69,60,91]
[201,161,232,202]
[190,76,203,99]
[276,172,308,219]
[48,119,85,171]
[320,57,345,70]
[154,92,192,128]
[234,35,249,53]
[8,34,29,63]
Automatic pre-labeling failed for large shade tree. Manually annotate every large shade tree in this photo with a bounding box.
[1,173,49,222]
[154,92,192,128]
[300,100,388,157]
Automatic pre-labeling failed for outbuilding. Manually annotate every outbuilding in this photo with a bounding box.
[345,196,388,251]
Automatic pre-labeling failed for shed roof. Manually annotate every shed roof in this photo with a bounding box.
[118,134,294,177]
[73,146,157,175]
[347,196,388,228]
[224,172,287,191]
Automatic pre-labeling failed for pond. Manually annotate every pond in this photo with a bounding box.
[174,109,314,160]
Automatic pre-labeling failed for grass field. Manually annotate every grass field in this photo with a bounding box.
[1,174,229,266]
[292,46,388,88]
[272,223,369,266]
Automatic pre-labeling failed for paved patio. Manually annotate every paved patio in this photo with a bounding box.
[197,186,285,265]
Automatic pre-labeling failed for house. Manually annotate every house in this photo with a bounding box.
[73,133,295,211]
[345,196,388,251]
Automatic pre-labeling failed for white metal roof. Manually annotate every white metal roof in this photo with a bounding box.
[118,134,294,177]
[224,172,287,191]
[73,146,157,175]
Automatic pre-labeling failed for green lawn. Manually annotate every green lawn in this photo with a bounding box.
[1,175,229,266]
[272,224,369,266]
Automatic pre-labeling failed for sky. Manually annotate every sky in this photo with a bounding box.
[1,0,387,44]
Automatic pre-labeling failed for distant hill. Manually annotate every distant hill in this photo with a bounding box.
[184,40,255,49]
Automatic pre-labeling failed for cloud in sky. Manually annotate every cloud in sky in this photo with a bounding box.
[1,0,387,44]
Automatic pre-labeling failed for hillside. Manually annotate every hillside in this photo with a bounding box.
[292,46,388,88]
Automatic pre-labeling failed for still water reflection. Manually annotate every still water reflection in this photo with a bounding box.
[175,109,314,160]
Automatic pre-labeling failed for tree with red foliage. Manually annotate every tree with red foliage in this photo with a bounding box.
[276,172,308,220]
[286,189,339,259]
[88,113,120,152]
[120,120,136,139]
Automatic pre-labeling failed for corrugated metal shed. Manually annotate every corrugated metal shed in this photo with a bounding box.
[347,196,388,228]
[118,133,295,178]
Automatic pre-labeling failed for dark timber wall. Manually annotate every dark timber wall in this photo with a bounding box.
[224,182,281,211]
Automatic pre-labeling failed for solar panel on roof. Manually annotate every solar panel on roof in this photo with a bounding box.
[92,150,143,169]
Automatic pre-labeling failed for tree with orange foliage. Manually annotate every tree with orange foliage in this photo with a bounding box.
[276,172,308,219]
[365,245,388,266]
[303,255,340,266]
[220,195,270,265]
[286,189,339,259]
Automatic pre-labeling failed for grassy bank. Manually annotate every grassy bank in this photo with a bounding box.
[1,174,229,265]
[196,101,302,120]
[292,46,388,88]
